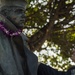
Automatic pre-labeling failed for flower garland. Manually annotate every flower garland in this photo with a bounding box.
[0,21,22,36]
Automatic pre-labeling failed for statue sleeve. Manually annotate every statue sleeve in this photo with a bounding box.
[37,63,66,75]
[21,33,38,75]
[66,66,75,75]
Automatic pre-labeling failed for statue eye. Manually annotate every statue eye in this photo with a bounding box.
[15,9,25,14]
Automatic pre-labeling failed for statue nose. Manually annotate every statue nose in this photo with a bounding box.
[21,13,26,18]
[21,14,26,19]
[21,14,26,21]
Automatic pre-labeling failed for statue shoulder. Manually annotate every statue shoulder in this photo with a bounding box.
[21,33,28,41]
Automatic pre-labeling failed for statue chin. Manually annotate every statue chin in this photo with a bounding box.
[8,19,24,29]
[16,23,24,29]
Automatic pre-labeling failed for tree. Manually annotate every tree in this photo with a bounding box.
[25,0,75,70]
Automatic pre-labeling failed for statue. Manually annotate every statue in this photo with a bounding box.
[0,0,38,75]
[0,0,75,75]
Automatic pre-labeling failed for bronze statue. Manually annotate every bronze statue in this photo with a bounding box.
[0,0,38,75]
[0,0,75,75]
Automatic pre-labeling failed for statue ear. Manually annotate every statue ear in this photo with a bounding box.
[0,14,5,22]
[1,8,9,17]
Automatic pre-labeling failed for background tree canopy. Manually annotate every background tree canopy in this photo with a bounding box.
[25,0,75,71]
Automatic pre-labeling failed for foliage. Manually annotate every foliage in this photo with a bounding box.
[24,0,75,70]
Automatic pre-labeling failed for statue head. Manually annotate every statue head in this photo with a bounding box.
[0,0,27,29]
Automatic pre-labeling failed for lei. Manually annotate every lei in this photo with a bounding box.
[0,21,22,36]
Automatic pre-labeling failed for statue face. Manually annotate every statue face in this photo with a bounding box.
[7,7,26,29]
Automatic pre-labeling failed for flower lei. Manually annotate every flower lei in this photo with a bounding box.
[0,21,22,36]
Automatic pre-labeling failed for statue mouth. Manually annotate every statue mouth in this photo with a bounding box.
[20,19,25,22]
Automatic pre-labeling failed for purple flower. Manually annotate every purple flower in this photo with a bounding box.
[0,21,22,36]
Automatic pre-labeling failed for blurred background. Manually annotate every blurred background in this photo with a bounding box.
[24,0,75,71]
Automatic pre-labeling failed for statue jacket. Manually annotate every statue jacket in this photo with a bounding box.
[38,61,75,75]
[0,15,75,75]
[0,20,38,75]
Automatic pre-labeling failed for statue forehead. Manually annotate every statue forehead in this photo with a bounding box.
[6,6,25,10]
[0,0,27,9]
[1,6,25,13]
